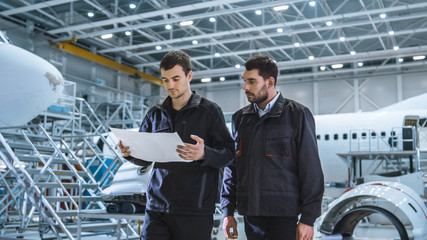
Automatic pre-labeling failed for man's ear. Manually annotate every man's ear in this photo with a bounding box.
[268,77,275,88]
[187,70,193,82]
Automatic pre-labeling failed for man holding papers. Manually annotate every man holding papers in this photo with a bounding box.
[118,50,234,240]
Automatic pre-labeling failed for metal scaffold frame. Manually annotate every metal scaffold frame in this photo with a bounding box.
[0,80,147,239]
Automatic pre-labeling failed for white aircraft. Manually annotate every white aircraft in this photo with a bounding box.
[314,93,427,239]
[0,31,64,128]
[316,93,427,193]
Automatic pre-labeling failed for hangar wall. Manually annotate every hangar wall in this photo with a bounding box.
[198,72,427,115]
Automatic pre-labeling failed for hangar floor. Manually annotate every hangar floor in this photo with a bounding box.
[0,213,407,240]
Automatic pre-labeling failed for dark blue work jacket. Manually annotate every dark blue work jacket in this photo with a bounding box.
[127,92,234,215]
[221,94,324,226]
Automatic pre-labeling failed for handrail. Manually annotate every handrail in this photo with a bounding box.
[0,133,75,239]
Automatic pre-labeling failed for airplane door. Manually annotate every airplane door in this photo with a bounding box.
[418,117,427,151]
[402,115,418,150]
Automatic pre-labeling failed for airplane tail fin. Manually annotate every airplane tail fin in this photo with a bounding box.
[378,93,427,111]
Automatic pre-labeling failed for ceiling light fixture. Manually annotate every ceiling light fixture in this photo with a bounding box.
[339,37,346,41]
[192,40,198,45]
[326,21,332,26]
[255,10,262,15]
[320,66,326,71]
[214,53,221,57]
[209,17,216,22]
[331,64,343,69]
[357,62,363,67]
[165,24,172,30]
[87,12,94,17]
[398,58,404,63]
[294,42,300,47]
[220,77,225,81]
[413,55,425,61]
[388,30,395,36]
[350,51,356,55]
[201,78,211,83]
[277,28,283,33]
[180,20,193,26]
[125,31,131,36]
[129,3,136,9]
[380,13,387,19]
[235,64,241,68]
[309,56,314,60]
[309,1,316,7]
[273,5,289,11]
[101,33,113,39]
[393,46,399,51]
[156,46,162,50]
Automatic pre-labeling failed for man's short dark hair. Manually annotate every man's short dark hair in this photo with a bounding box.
[245,55,278,85]
[160,50,192,76]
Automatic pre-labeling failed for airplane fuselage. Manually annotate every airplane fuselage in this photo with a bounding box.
[315,109,427,184]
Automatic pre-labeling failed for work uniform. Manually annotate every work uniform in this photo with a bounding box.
[221,93,324,240]
[126,91,234,240]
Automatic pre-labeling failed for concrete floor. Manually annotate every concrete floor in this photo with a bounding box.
[0,213,409,240]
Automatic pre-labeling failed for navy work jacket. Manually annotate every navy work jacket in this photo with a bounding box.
[221,94,324,226]
[126,92,234,215]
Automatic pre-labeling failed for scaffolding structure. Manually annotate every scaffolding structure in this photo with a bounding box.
[0,80,147,239]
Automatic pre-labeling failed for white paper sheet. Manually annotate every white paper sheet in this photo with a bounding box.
[110,127,188,163]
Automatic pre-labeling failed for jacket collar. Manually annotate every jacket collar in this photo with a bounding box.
[161,90,201,110]
[241,93,286,118]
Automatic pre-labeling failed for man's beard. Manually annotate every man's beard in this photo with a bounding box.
[246,85,268,104]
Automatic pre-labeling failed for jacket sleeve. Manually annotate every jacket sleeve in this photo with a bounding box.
[220,114,239,217]
[297,108,324,226]
[123,110,154,167]
[221,162,237,217]
[200,106,235,169]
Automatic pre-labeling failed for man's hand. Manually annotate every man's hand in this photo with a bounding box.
[118,140,131,157]
[296,222,314,240]
[222,216,238,239]
[176,135,205,161]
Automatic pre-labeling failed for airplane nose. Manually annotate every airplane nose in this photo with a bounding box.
[0,44,64,127]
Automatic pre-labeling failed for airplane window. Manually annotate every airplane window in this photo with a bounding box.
[316,135,320,140]
[371,132,377,137]
[343,133,348,140]
[381,131,386,137]
[325,134,329,140]
[334,134,338,140]
[391,131,396,136]
[352,133,357,139]
[361,132,367,139]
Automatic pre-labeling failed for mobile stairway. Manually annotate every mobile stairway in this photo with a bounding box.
[0,81,144,239]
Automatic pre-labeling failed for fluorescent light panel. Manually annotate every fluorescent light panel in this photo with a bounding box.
[413,55,425,60]
[331,64,343,69]
[180,20,193,26]
[101,33,113,39]
[273,5,289,11]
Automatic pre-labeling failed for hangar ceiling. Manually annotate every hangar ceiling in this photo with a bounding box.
[1,0,427,84]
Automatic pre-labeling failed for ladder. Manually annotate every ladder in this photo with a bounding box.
[0,125,138,239]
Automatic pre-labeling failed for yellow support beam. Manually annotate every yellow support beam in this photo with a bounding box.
[55,41,162,86]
